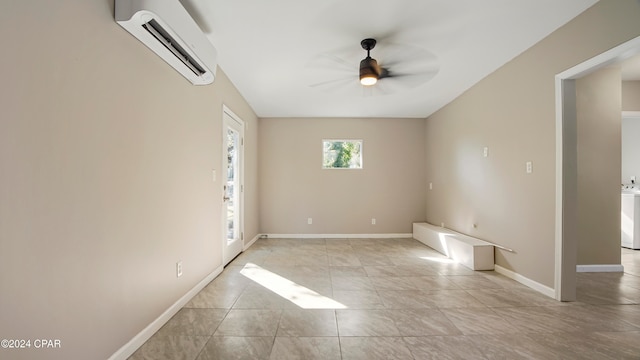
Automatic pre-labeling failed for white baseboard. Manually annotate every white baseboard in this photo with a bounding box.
[244,233,261,250]
[264,233,413,239]
[108,265,224,360]
[494,264,556,299]
[576,264,624,273]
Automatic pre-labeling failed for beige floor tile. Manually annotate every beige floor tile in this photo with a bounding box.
[587,331,640,358]
[389,309,462,336]
[233,284,293,309]
[489,306,580,333]
[440,307,521,335]
[294,254,329,266]
[329,253,363,266]
[336,309,401,336]
[407,276,462,290]
[528,331,640,359]
[365,265,438,277]
[388,256,439,267]
[184,285,244,309]
[281,274,332,292]
[540,305,640,332]
[261,265,330,278]
[357,255,394,266]
[277,309,338,336]
[129,335,209,360]
[467,288,565,308]
[329,266,368,277]
[339,337,414,360]
[424,289,487,308]
[196,336,273,360]
[331,276,375,291]
[433,264,480,276]
[377,290,435,309]
[269,337,341,360]
[156,308,227,337]
[214,309,282,336]
[479,271,529,289]
[597,304,640,327]
[228,249,271,266]
[404,335,487,360]
[370,276,419,290]
[447,275,505,290]
[468,333,564,359]
[332,290,386,309]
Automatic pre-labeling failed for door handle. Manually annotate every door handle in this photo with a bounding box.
[223,196,230,202]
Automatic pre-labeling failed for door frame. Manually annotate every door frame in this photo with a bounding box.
[554,35,640,301]
[222,105,245,265]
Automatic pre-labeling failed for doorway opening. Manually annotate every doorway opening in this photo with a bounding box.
[555,36,640,301]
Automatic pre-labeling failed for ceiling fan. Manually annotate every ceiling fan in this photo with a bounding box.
[359,38,387,86]
[307,38,439,95]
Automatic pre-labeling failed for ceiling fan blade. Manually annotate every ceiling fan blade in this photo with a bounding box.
[307,53,355,72]
[380,70,439,89]
[379,66,439,79]
[309,76,354,88]
[379,44,438,68]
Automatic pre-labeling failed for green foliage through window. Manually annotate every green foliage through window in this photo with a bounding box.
[323,140,362,169]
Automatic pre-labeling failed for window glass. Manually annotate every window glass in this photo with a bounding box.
[322,140,363,169]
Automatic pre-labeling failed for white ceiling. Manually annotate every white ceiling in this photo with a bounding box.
[184,0,598,118]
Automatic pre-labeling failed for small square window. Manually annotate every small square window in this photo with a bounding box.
[322,140,363,169]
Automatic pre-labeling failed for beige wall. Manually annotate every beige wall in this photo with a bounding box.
[576,67,622,265]
[425,0,640,288]
[0,1,258,360]
[622,80,640,110]
[259,117,426,234]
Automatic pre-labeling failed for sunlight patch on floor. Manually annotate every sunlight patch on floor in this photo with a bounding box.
[240,263,347,309]
[420,256,458,264]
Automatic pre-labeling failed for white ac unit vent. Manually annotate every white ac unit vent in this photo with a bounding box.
[115,0,218,85]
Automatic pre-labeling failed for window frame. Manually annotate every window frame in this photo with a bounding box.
[321,139,363,170]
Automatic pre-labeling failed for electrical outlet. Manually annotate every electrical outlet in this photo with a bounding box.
[307,218,312,225]
[176,261,183,278]
[429,182,433,190]
[371,218,376,225]
[440,222,445,228]
[526,161,533,174]
[483,147,488,157]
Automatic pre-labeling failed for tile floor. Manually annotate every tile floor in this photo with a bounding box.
[129,239,640,360]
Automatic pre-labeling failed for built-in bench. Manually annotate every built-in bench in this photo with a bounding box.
[412,222,495,270]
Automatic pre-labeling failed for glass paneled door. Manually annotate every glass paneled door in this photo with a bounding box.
[222,109,244,265]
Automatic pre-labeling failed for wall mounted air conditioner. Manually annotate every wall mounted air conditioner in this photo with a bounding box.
[115,0,218,85]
